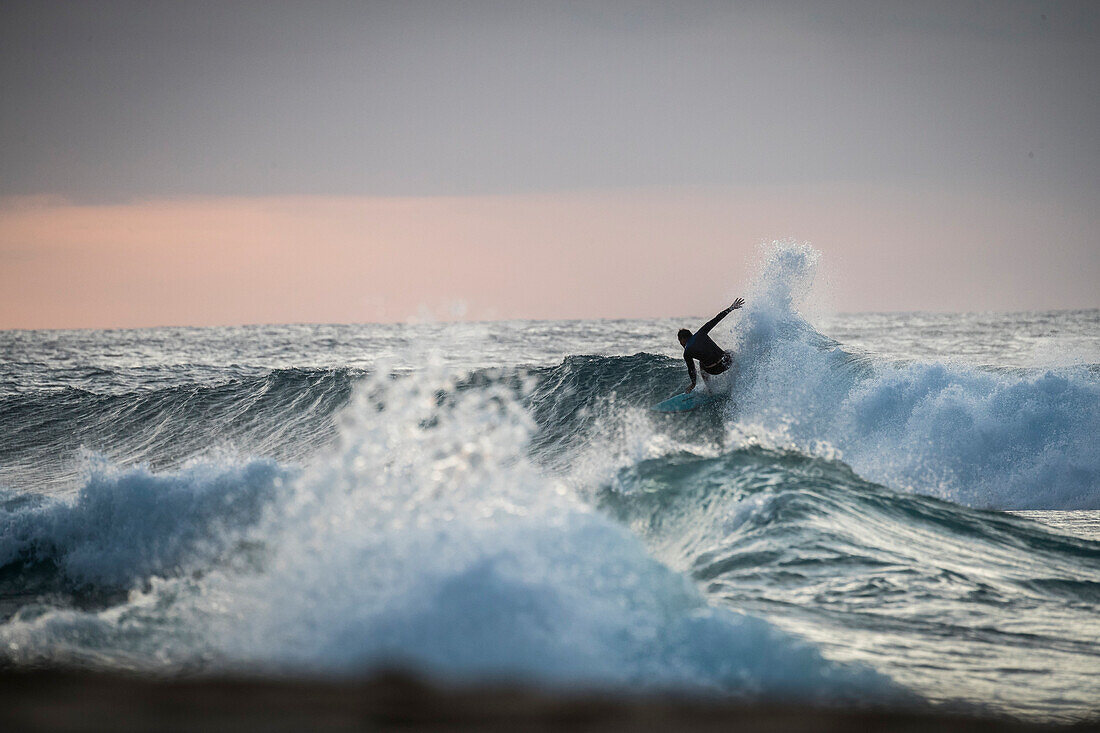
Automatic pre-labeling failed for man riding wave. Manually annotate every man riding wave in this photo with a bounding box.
[678,298,744,394]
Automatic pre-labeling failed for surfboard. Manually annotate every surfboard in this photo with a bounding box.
[651,391,720,412]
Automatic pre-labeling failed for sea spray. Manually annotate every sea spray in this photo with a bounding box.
[721,241,1100,509]
[0,367,903,702]
[0,457,286,587]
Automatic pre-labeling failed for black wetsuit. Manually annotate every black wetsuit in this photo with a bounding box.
[683,306,736,385]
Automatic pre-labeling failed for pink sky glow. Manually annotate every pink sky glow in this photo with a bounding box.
[1,186,1097,330]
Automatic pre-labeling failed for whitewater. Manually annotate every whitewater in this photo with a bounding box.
[1,244,1098,722]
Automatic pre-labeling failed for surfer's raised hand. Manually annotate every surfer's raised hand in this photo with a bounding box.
[731,298,745,310]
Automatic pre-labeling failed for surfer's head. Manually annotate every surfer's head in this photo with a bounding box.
[677,328,692,346]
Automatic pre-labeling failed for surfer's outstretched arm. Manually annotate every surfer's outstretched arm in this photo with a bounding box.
[697,297,745,336]
[684,355,697,393]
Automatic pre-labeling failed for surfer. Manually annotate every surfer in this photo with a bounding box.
[679,298,744,394]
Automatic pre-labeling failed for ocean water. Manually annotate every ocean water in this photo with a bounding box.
[1,244,1098,721]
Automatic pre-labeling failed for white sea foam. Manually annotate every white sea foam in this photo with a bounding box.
[722,241,1100,510]
[0,457,285,586]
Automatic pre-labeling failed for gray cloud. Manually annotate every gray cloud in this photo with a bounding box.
[1,0,1098,201]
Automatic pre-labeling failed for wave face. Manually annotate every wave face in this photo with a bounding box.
[599,446,1100,719]
[0,367,352,493]
[1,243,1098,720]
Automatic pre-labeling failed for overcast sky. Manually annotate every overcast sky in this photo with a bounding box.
[1,1,1098,327]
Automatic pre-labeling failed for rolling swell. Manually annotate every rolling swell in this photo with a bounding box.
[523,353,725,464]
[597,445,1100,716]
[516,341,1100,512]
[6,336,1097,515]
[0,368,355,493]
[599,446,1100,598]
